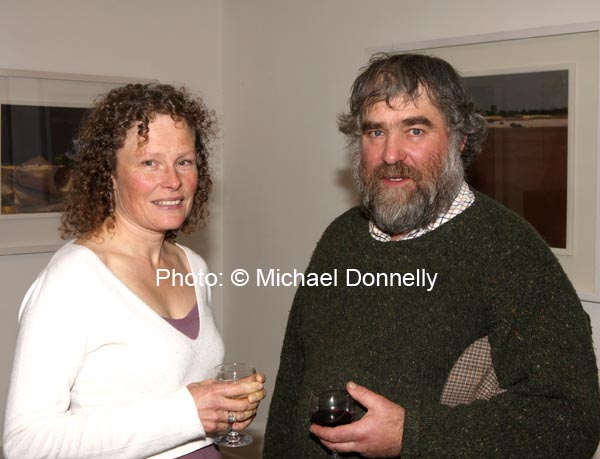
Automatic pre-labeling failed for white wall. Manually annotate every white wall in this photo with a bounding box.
[2,1,600,458]
[221,1,600,457]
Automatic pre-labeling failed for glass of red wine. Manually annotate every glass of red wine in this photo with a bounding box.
[309,389,356,458]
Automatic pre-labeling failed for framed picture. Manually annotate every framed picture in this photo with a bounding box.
[373,23,600,301]
[0,69,153,255]
[464,69,570,250]
[1,104,88,215]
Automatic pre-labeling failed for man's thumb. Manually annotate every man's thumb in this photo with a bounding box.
[346,381,377,407]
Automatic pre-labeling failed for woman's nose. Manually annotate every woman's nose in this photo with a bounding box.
[162,166,182,189]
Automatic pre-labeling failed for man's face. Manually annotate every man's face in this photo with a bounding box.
[356,90,464,237]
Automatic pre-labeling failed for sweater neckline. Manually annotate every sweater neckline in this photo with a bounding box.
[360,192,481,247]
[66,241,203,342]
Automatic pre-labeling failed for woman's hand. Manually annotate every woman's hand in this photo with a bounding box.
[187,372,266,433]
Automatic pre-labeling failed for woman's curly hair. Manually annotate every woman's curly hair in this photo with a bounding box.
[338,52,487,169]
[60,83,216,241]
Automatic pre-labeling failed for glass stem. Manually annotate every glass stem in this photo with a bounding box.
[227,426,240,442]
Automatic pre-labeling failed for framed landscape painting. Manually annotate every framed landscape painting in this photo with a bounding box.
[464,69,569,249]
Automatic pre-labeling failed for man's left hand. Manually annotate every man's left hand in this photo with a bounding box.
[309,381,405,458]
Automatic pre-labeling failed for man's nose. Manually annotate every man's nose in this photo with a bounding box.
[382,132,407,165]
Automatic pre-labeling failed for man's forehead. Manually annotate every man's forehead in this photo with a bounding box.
[363,91,440,118]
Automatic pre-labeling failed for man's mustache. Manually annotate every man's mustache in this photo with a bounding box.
[372,162,423,182]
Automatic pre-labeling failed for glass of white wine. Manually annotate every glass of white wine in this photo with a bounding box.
[213,362,256,447]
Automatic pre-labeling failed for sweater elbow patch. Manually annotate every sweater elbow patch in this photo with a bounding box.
[440,336,505,407]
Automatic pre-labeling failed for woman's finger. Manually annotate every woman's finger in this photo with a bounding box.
[218,381,264,398]
[229,409,257,423]
[248,388,266,403]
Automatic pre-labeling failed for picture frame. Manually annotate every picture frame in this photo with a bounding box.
[372,23,600,301]
[0,69,157,256]
[464,69,570,251]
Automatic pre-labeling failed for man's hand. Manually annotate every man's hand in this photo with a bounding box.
[309,381,405,458]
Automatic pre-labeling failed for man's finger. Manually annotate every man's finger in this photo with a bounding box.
[345,381,384,409]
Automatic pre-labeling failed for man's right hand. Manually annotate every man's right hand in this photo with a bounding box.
[309,381,405,458]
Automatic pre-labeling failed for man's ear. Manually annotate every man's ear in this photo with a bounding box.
[459,136,467,153]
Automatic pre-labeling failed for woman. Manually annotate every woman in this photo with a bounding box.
[3,84,265,459]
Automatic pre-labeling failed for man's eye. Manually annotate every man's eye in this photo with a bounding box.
[143,160,154,166]
[409,128,423,136]
[369,130,384,137]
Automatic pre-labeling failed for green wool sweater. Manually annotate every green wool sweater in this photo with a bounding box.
[263,192,600,459]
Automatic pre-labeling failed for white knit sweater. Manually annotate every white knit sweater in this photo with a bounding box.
[3,241,225,459]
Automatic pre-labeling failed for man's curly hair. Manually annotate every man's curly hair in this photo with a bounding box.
[338,52,486,169]
[60,83,216,241]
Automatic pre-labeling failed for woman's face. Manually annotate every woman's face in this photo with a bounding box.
[112,114,198,236]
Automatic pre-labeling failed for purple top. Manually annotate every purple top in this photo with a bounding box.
[163,304,200,339]
[176,444,220,459]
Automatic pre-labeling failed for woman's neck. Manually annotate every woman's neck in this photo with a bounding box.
[79,217,174,269]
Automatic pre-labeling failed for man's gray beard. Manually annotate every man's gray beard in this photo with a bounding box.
[354,144,465,236]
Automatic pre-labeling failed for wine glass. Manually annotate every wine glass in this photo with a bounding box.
[213,362,256,447]
[309,390,356,458]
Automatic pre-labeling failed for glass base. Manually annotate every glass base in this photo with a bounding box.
[214,431,253,447]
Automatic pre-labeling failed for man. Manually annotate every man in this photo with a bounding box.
[263,53,600,458]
